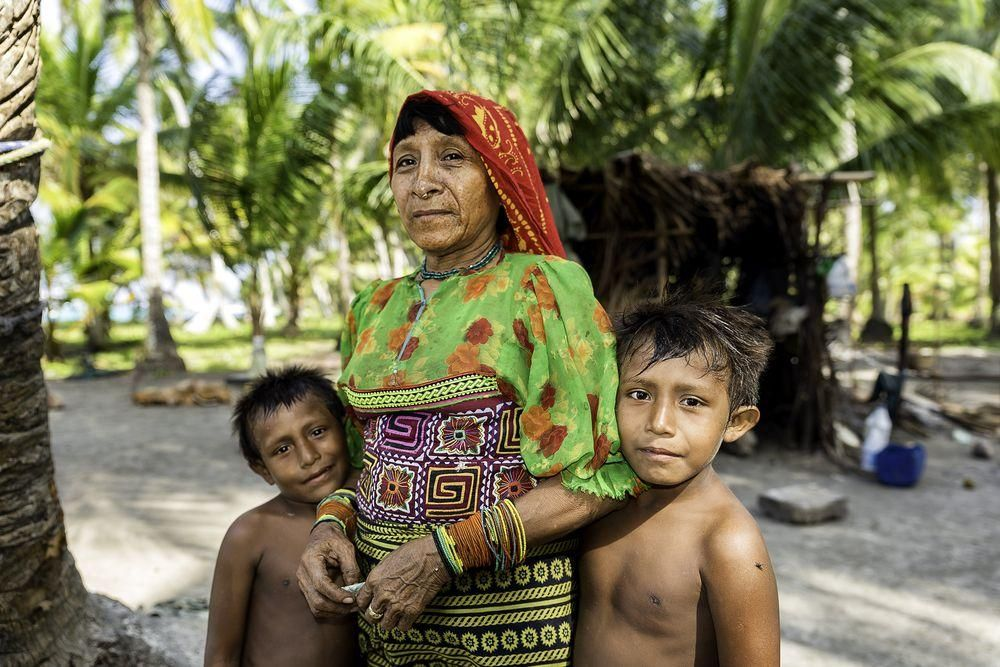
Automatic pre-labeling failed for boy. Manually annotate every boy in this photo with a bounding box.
[575,298,780,666]
[205,366,358,666]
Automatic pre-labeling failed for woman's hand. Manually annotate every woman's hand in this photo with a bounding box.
[355,536,450,632]
[296,522,362,617]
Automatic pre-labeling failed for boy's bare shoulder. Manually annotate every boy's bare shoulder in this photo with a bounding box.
[700,485,770,572]
[221,496,285,552]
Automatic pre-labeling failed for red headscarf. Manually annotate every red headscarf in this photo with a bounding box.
[389,90,566,259]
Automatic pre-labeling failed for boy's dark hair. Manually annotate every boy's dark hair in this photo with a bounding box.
[615,294,774,413]
[232,365,345,465]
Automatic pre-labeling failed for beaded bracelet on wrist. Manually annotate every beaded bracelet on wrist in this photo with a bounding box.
[437,499,527,576]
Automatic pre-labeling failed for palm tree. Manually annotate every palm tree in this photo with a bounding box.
[187,8,340,374]
[0,0,92,661]
[132,0,184,370]
[36,0,141,358]
[125,0,213,371]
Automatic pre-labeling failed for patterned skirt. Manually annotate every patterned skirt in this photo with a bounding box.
[356,516,578,667]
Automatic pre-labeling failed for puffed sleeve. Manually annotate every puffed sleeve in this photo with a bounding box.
[510,258,639,498]
[337,280,381,469]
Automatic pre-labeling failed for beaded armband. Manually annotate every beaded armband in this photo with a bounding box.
[434,499,527,577]
[313,489,357,537]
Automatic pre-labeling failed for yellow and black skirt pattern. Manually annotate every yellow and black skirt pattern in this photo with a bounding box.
[357,517,579,667]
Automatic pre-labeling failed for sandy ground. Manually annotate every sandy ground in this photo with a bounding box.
[47,348,1000,666]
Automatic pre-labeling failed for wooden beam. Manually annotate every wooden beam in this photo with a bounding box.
[797,171,877,184]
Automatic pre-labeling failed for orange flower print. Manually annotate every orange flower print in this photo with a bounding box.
[407,302,422,322]
[357,327,375,353]
[466,318,494,345]
[593,305,613,333]
[528,304,547,343]
[346,310,357,337]
[587,433,612,470]
[574,339,594,364]
[513,319,534,353]
[382,370,407,387]
[371,281,397,310]
[540,383,556,409]
[519,265,539,290]
[540,462,564,477]
[464,274,495,302]
[399,336,419,361]
[446,342,481,375]
[540,425,568,457]
[388,324,410,353]
[587,393,600,431]
[533,276,557,311]
[497,378,519,401]
[521,405,553,440]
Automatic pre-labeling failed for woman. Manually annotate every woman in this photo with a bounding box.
[298,90,638,666]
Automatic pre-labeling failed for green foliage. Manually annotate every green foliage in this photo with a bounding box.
[35,0,1000,353]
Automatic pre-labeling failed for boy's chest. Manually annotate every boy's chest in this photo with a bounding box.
[581,512,706,634]
[253,522,317,601]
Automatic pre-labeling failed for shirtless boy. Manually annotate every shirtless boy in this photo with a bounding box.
[575,298,779,666]
[205,366,358,666]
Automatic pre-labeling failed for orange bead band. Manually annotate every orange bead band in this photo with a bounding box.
[313,489,357,537]
[440,499,527,574]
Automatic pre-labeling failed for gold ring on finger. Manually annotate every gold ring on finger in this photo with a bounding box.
[367,605,384,620]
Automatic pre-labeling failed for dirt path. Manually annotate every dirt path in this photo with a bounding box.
[47,350,1000,666]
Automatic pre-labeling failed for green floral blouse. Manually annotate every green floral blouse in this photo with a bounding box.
[338,252,638,499]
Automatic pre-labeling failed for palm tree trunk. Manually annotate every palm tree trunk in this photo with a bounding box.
[334,213,354,313]
[282,248,304,337]
[988,163,1000,337]
[248,262,267,375]
[134,0,184,372]
[860,203,892,342]
[0,0,92,661]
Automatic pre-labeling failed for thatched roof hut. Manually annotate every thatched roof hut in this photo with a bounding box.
[557,153,833,452]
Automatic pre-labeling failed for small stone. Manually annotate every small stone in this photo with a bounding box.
[971,440,994,460]
[722,430,758,458]
[962,477,977,490]
[758,483,848,525]
[47,390,65,410]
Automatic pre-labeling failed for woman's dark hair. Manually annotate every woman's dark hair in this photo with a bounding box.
[232,365,345,465]
[615,293,774,412]
[391,99,465,145]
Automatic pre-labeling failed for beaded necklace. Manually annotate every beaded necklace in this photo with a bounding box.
[419,241,502,281]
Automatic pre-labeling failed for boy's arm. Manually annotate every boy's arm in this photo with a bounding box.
[205,515,260,667]
[703,518,780,667]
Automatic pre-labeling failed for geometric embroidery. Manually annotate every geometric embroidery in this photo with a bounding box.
[425,466,482,519]
[355,395,538,525]
[377,464,414,513]
[494,464,536,501]
[382,413,427,454]
[496,406,522,456]
[434,415,486,456]
[345,372,500,413]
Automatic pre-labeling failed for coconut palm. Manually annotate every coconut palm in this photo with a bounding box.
[123,0,213,371]
[0,0,93,661]
[186,7,341,374]
[36,0,140,357]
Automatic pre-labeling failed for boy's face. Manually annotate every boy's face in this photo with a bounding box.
[249,394,349,504]
[616,351,759,488]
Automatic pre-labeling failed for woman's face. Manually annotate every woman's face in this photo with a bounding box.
[390,120,501,259]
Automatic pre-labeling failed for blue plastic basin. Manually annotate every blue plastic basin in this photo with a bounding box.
[875,443,926,487]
